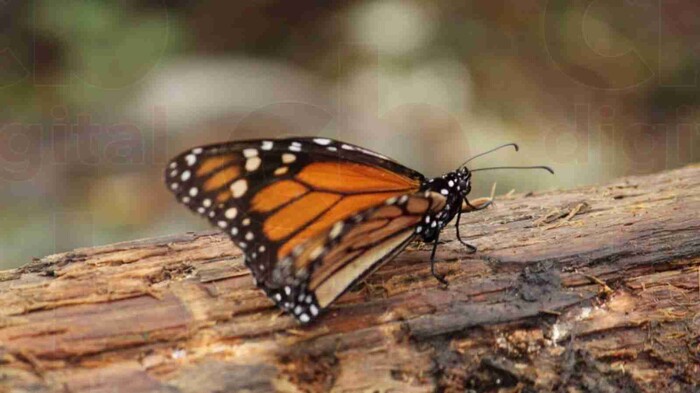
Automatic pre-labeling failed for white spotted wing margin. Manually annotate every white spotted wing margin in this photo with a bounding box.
[265,191,448,324]
[163,137,424,287]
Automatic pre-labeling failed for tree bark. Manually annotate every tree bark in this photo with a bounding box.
[1,166,699,393]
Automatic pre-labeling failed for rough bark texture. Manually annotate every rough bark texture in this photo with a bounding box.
[1,166,699,393]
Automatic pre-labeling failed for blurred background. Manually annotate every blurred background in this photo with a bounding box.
[0,0,698,269]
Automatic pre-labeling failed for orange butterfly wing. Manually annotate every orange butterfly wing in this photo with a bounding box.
[165,138,423,291]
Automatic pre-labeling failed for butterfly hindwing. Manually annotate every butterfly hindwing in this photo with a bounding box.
[164,137,424,289]
[264,191,448,323]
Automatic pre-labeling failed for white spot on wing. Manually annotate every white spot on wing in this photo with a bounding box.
[189,187,198,197]
[330,222,344,239]
[282,153,296,163]
[245,156,261,171]
[185,154,197,166]
[274,166,288,176]
[261,141,273,150]
[180,171,191,181]
[313,138,331,145]
[192,147,203,154]
[310,245,324,260]
[243,148,258,158]
[231,179,248,198]
[225,208,238,219]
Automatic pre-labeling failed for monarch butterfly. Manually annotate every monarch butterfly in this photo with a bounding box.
[165,137,552,323]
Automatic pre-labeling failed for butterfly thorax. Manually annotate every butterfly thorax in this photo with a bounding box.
[417,167,471,242]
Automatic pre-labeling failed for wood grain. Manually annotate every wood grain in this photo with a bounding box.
[0,166,698,392]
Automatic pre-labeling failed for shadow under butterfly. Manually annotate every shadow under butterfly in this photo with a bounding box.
[165,138,553,324]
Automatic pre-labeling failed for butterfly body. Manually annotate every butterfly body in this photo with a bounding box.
[416,168,472,243]
[165,137,514,324]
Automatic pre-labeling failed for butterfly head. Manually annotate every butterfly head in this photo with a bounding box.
[427,166,472,199]
[456,166,472,196]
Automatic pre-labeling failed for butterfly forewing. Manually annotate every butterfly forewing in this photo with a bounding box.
[164,137,424,293]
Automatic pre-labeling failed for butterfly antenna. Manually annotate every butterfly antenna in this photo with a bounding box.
[470,165,555,174]
[460,143,519,167]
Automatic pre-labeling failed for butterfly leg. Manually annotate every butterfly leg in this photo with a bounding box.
[455,207,477,254]
[430,232,449,286]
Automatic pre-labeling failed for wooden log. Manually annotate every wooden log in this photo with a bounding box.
[0,166,698,393]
